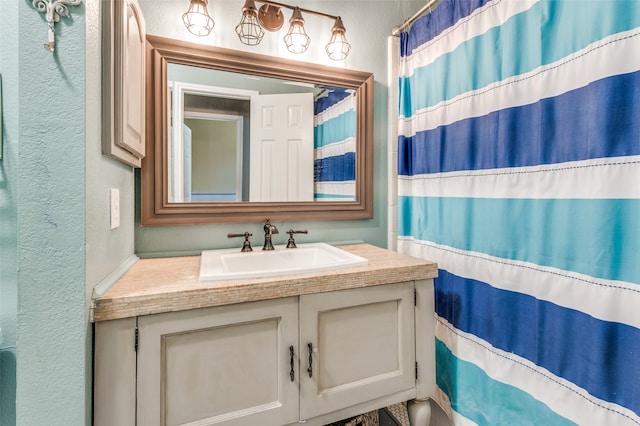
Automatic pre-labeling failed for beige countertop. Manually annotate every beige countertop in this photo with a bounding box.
[92,244,438,322]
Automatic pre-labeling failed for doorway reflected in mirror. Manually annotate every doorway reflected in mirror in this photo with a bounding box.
[167,63,356,203]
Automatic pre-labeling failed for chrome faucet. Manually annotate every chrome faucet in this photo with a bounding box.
[262,219,279,251]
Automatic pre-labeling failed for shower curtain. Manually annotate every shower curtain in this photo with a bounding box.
[397,1,640,424]
[314,87,357,201]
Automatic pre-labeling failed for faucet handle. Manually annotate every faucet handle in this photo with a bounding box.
[286,229,308,249]
[228,232,253,252]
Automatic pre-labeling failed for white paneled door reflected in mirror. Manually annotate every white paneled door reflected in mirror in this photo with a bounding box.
[167,64,358,204]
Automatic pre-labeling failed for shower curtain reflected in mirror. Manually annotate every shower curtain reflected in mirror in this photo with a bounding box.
[314,87,357,201]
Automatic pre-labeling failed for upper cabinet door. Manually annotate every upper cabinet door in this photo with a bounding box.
[102,0,146,167]
[117,0,146,157]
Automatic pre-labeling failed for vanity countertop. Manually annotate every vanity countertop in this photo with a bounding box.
[92,244,438,322]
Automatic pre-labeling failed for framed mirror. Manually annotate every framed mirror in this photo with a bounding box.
[141,35,373,225]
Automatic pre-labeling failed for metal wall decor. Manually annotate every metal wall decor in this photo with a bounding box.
[31,0,83,52]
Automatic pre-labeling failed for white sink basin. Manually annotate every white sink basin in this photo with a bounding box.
[199,242,368,282]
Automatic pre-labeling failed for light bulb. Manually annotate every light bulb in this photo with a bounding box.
[283,7,310,54]
[236,0,264,45]
[325,17,350,60]
[182,0,214,36]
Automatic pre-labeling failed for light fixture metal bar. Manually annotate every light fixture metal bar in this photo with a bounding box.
[259,0,339,21]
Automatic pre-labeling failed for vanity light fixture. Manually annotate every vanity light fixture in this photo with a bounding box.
[182,0,215,36]
[235,0,351,60]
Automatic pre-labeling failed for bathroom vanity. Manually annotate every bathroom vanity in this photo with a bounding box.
[92,244,437,426]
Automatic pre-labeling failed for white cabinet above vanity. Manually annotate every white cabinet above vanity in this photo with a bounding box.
[102,0,146,167]
[93,244,438,426]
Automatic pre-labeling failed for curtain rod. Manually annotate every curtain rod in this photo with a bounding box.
[391,0,442,36]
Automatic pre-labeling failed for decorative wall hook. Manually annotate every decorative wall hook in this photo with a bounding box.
[31,0,82,52]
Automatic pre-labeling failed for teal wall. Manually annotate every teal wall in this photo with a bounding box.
[85,0,137,305]
[0,1,137,424]
[0,1,18,424]
[0,1,422,424]
[10,2,87,425]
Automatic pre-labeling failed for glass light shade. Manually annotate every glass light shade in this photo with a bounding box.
[326,33,351,60]
[325,17,351,61]
[236,15,265,45]
[283,7,310,54]
[182,0,215,36]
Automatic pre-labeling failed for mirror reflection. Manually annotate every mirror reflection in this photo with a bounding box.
[168,64,357,203]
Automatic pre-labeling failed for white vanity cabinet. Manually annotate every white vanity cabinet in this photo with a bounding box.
[95,282,428,426]
[92,244,438,426]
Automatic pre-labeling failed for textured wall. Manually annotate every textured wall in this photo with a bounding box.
[85,0,136,299]
[0,1,18,424]
[12,1,87,425]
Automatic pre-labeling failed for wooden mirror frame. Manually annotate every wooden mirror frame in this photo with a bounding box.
[141,35,374,226]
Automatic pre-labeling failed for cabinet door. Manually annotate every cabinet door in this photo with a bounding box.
[115,0,146,157]
[94,317,137,426]
[137,297,299,426]
[102,0,145,166]
[299,282,416,420]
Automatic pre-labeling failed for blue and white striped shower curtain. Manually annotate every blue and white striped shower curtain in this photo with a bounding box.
[314,87,357,200]
[397,0,640,424]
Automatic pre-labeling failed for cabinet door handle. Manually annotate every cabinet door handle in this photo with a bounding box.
[307,343,313,378]
[289,345,295,382]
